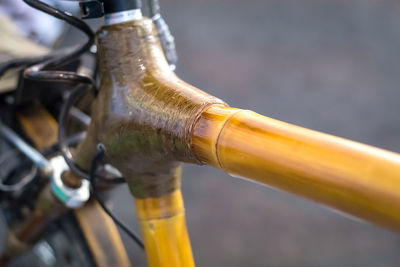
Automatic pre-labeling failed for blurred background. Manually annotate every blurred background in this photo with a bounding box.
[4,0,400,266]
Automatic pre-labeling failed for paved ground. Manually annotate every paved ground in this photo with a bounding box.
[110,0,400,266]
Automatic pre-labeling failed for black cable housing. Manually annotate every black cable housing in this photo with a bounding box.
[22,0,96,86]
[23,0,124,184]
[90,144,145,250]
[58,85,125,184]
[0,151,37,192]
[103,0,142,14]
[0,55,52,78]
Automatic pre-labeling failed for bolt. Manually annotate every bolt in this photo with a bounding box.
[61,171,82,189]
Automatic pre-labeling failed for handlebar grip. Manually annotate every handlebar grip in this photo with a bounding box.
[192,105,400,232]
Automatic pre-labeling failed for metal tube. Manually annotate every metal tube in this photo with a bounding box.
[70,107,91,126]
[0,123,51,172]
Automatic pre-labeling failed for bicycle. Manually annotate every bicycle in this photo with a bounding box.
[0,0,399,266]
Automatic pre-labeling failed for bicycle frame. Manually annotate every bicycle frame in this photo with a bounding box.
[69,17,400,266]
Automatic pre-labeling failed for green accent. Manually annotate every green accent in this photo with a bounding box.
[51,181,68,203]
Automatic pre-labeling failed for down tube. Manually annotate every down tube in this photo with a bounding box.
[135,190,195,267]
[191,105,400,232]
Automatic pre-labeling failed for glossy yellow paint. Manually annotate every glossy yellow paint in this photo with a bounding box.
[135,190,195,267]
[192,105,400,232]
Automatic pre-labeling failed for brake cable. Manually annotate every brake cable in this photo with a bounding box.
[90,144,145,250]
[21,0,124,184]
[18,0,145,250]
